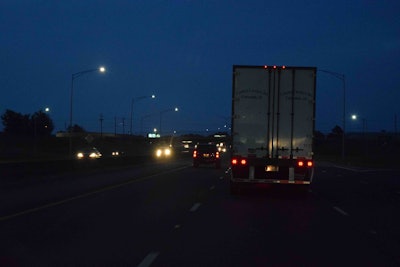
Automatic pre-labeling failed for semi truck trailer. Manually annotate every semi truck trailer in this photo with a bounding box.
[230,65,316,194]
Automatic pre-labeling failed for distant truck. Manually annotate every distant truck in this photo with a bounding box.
[230,65,316,194]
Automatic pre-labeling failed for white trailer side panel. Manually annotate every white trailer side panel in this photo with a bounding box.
[232,68,269,158]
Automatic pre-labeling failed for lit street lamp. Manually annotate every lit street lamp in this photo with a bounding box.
[351,114,368,156]
[351,114,367,133]
[130,94,155,135]
[319,69,346,160]
[69,66,106,156]
[33,107,52,156]
[159,107,178,136]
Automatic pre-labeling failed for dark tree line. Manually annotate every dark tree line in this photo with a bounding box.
[1,109,54,137]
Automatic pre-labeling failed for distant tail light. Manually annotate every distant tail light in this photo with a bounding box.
[216,151,220,159]
[232,158,247,166]
[193,150,197,158]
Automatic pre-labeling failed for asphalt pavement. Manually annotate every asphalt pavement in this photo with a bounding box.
[0,156,399,266]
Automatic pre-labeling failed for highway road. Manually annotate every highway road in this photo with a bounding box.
[0,155,400,266]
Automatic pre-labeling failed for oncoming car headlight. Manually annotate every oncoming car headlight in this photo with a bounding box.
[77,152,84,159]
[155,147,172,158]
[156,149,163,157]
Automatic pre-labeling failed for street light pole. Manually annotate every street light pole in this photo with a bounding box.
[130,94,155,135]
[159,107,178,136]
[319,69,346,160]
[69,67,106,157]
[351,114,368,157]
[34,107,51,156]
[140,112,157,136]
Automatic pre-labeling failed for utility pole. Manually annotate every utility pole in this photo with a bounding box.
[319,69,346,160]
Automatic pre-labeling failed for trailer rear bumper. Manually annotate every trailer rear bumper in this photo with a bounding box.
[230,157,314,184]
[230,166,314,184]
[230,177,311,185]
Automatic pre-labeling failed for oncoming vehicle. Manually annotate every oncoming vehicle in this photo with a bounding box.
[155,145,173,159]
[76,147,102,160]
[217,142,227,153]
[111,150,125,157]
[193,143,221,169]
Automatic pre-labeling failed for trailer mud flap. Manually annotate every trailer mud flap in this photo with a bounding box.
[249,166,255,179]
[289,167,294,182]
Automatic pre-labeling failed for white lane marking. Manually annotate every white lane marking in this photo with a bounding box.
[190,202,201,212]
[210,185,215,190]
[0,166,189,222]
[174,224,181,229]
[137,252,159,267]
[333,206,349,216]
[219,176,224,180]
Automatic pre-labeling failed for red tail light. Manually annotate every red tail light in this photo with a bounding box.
[193,150,197,158]
[216,152,220,158]
[297,160,313,168]
[232,158,247,165]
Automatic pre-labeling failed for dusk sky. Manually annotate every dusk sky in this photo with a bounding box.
[1,0,399,135]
